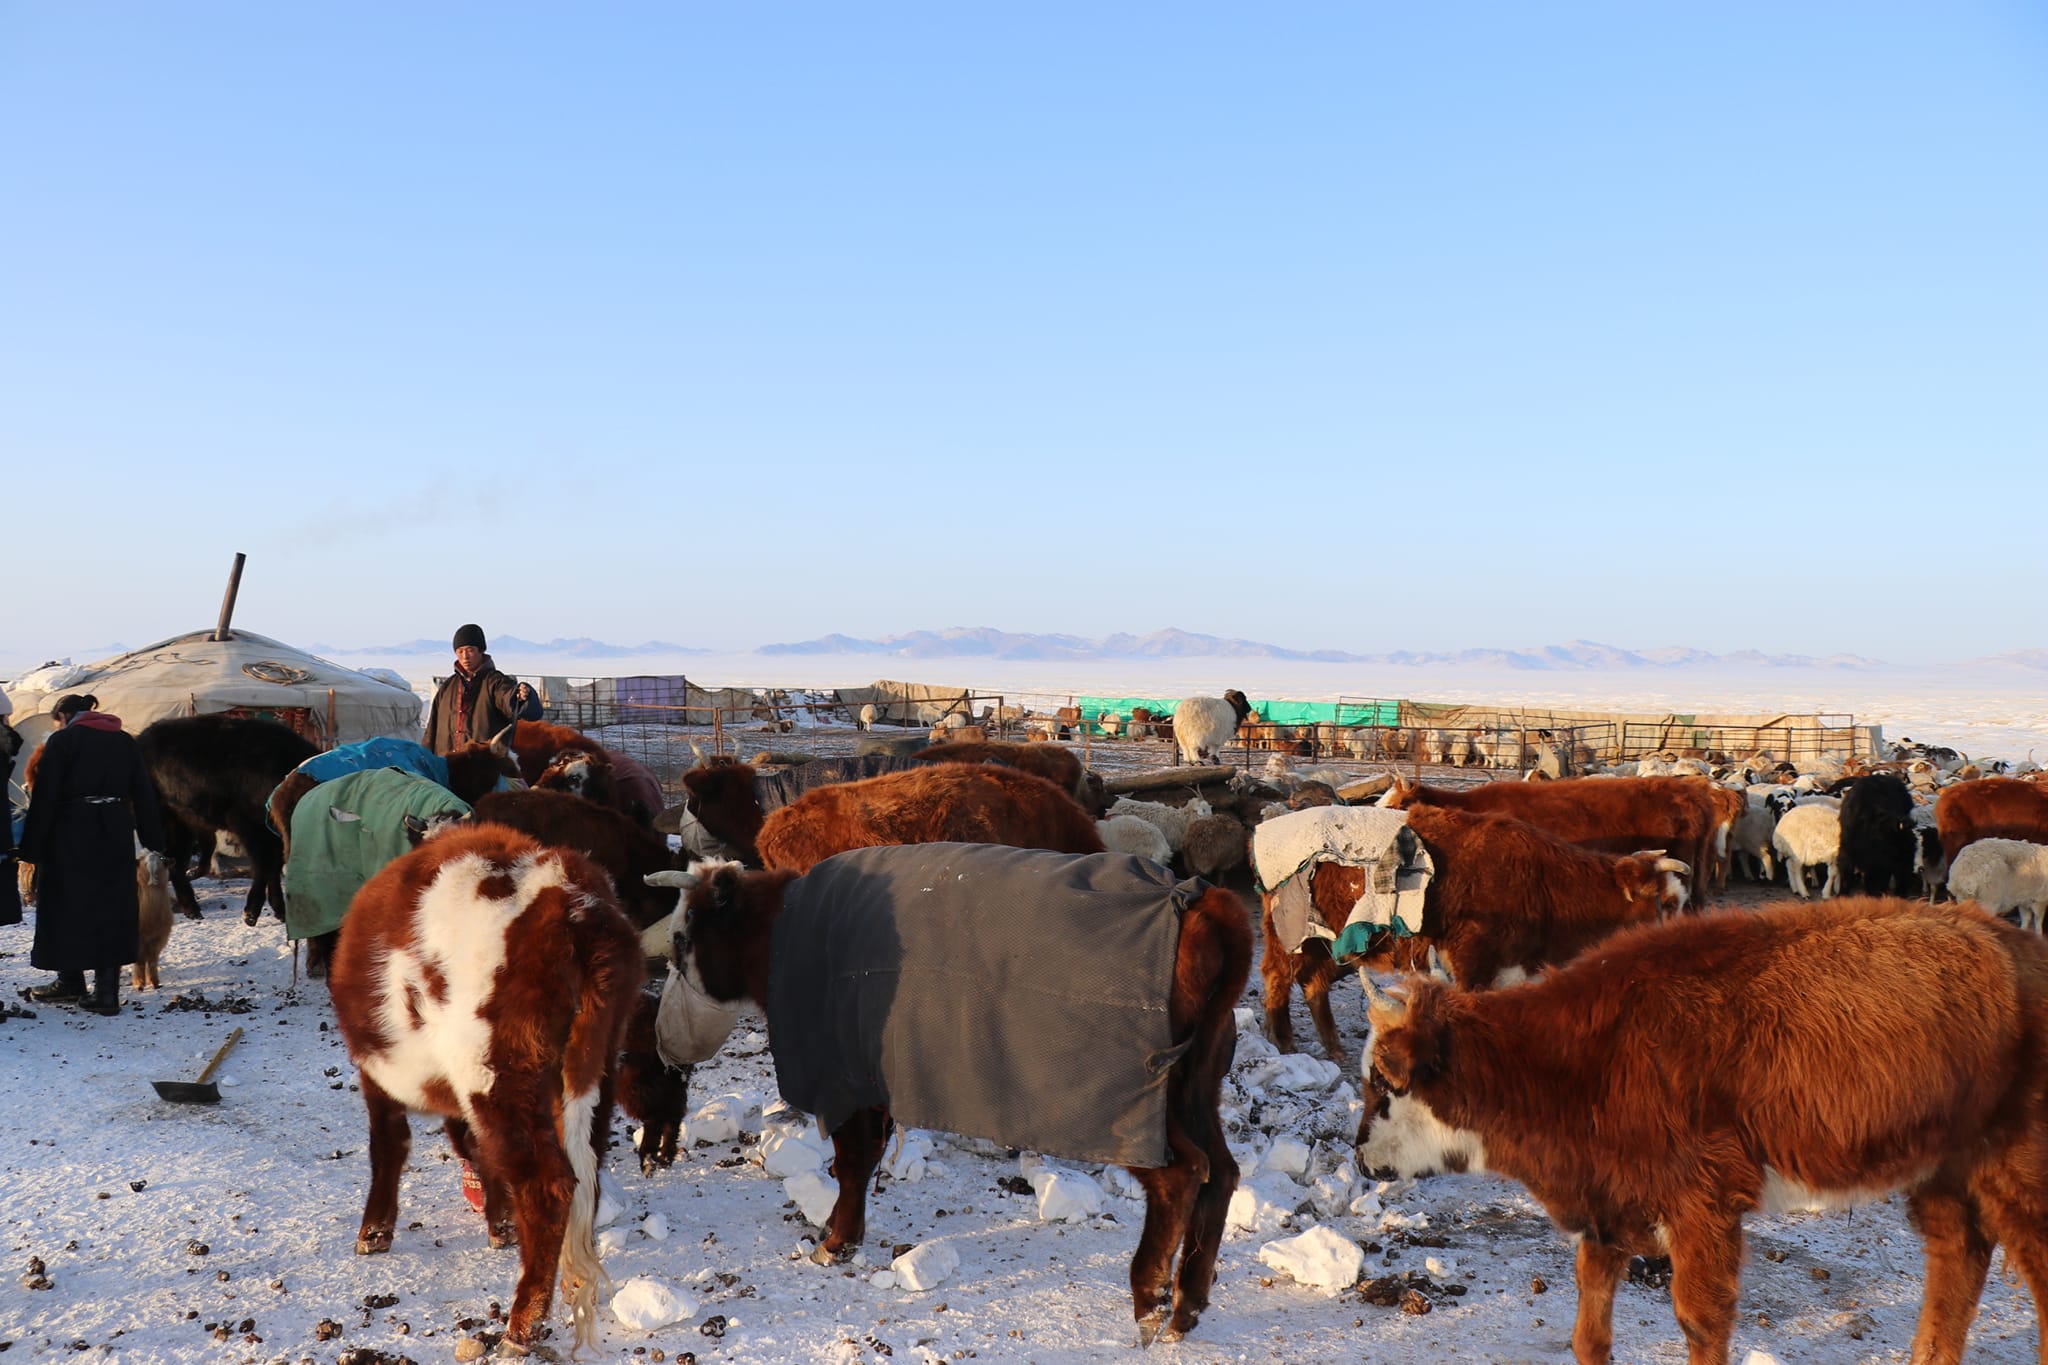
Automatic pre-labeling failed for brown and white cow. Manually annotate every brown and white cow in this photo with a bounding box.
[653,850,1249,1345]
[1261,803,1689,1066]
[754,763,1105,874]
[1384,774,1719,906]
[1356,895,2048,1365]
[328,825,643,1355]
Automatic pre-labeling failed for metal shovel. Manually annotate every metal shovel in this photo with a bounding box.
[153,1025,243,1104]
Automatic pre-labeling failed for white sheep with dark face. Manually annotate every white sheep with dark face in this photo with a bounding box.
[1172,690,1253,766]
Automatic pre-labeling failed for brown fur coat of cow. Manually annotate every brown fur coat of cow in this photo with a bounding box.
[1358,895,2048,1365]
[754,763,1105,873]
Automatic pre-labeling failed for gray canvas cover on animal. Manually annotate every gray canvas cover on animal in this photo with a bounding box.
[769,843,1200,1168]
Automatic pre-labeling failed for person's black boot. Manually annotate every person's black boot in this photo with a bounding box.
[27,972,85,1003]
[81,970,120,1017]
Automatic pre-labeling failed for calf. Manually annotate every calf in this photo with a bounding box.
[612,984,692,1175]
[907,738,1099,812]
[656,846,1249,1344]
[1384,775,1718,907]
[1938,777,2048,868]
[679,754,928,865]
[138,714,319,924]
[1356,895,2048,1365]
[1261,804,1688,1067]
[755,763,1105,873]
[328,826,643,1354]
[509,719,607,785]
[469,789,681,930]
[132,850,174,990]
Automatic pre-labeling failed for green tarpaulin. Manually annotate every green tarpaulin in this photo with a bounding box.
[1075,696,1400,734]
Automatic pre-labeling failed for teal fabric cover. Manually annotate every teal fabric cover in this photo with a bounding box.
[284,769,471,941]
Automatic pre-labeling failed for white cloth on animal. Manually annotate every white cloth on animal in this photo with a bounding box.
[1253,806,1433,947]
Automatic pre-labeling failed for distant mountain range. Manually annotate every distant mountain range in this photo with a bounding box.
[754,627,1893,670]
[311,636,707,660]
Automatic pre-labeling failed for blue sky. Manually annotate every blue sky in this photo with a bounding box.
[4,4,2044,664]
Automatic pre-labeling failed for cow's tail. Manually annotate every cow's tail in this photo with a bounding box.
[556,915,643,1352]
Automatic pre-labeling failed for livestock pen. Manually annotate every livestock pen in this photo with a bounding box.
[486,672,1881,816]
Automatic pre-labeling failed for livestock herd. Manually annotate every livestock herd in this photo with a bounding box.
[16,694,2048,1361]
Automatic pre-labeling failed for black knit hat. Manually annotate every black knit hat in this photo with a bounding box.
[452,624,487,652]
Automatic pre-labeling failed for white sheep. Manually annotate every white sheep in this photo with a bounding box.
[1172,690,1253,766]
[858,703,880,731]
[1095,814,1172,867]
[1771,802,1841,899]
[1105,795,1212,854]
[1729,794,1779,883]
[1948,838,2048,931]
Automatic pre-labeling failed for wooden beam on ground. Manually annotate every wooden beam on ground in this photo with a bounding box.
[1103,765,1235,795]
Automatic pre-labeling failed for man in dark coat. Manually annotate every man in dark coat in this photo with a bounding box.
[18,694,165,1015]
[422,624,540,755]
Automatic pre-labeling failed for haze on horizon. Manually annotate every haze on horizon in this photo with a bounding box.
[4,5,2044,667]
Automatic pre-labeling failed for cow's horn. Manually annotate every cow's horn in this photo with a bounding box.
[1655,857,1691,877]
[644,870,701,890]
[1357,966,1398,1015]
[488,722,518,751]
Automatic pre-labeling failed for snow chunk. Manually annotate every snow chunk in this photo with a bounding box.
[892,1241,960,1292]
[785,1169,840,1228]
[758,1126,831,1178]
[611,1276,698,1331]
[870,1269,898,1290]
[1227,1172,1302,1238]
[597,1227,628,1257]
[1263,1136,1313,1177]
[1258,1225,1364,1292]
[594,1170,625,1228]
[685,1095,748,1146]
[1030,1167,1105,1222]
[1233,1006,1260,1033]
[641,1212,669,1242]
[1741,1354,1783,1365]
[1424,1254,1458,1279]
[1243,1053,1342,1093]
[887,1130,936,1182]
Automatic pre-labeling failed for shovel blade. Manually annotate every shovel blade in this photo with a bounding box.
[152,1081,222,1105]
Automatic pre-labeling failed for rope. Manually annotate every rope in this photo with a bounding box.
[242,661,313,686]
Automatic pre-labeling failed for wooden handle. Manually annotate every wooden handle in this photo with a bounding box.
[192,1026,244,1085]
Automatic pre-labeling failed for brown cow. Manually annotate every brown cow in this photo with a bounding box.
[663,849,1249,1344]
[1938,777,2048,869]
[755,763,1105,873]
[1384,775,1718,906]
[513,720,664,826]
[906,738,1100,811]
[469,788,681,930]
[1261,803,1690,1066]
[329,825,643,1354]
[1357,895,2048,1365]
[612,985,691,1176]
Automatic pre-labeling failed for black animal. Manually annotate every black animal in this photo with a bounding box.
[1836,772,1919,897]
[137,715,319,924]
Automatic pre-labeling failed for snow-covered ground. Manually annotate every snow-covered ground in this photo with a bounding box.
[4,873,2046,1365]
